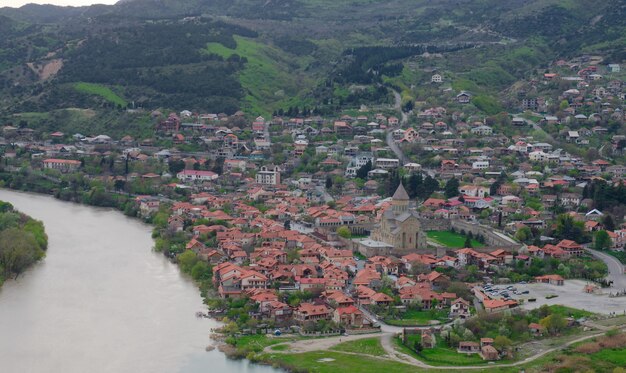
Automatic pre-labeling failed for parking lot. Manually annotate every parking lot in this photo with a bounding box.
[481,279,626,315]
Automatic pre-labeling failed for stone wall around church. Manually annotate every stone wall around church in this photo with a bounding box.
[418,217,522,252]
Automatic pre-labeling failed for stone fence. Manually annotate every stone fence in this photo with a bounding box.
[420,218,522,252]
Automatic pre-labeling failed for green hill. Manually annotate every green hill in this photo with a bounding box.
[0,0,623,119]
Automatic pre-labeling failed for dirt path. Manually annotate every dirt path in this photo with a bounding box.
[265,327,626,370]
[380,332,429,367]
[265,332,382,354]
[377,329,623,370]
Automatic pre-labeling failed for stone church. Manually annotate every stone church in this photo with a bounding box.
[371,183,427,254]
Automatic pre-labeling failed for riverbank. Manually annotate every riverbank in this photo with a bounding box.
[0,175,287,372]
[0,199,48,288]
[0,189,284,373]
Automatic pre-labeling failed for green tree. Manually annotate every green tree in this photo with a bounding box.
[356,160,372,179]
[594,230,612,250]
[602,214,616,231]
[540,313,567,335]
[422,175,439,199]
[464,236,472,248]
[515,226,533,244]
[190,261,212,281]
[169,159,185,175]
[178,250,198,274]
[444,178,460,198]
[0,228,44,277]
[493,335,512,351]
[555,213,586,242]
[407,172,423,199]
[337,226,352,239]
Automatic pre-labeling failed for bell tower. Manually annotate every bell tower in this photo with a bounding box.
[392,183,409,214]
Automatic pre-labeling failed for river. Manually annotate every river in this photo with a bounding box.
[0,190,280,373]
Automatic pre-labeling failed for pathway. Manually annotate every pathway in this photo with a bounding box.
[264,333,381,354]
[586,247,626,289]
[265,326,626,370]
[386,89,408,164]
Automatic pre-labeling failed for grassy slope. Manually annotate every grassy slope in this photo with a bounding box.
[73,82,128,107]
[204,36,315,116]
[9,108,155,139]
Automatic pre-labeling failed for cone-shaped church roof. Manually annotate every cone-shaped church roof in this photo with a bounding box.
[392,183,410,200]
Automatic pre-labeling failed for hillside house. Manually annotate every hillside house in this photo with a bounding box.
[456,92,471,104]
[43,158,81,172]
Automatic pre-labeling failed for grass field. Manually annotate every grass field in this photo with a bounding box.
[394,337,488,366]
[547,305,594,319]
[589,347,626,366]
[331,337,386,356]
[426,230,484,248]
[386,309,449,326]
[270,344,289,351]
[73,82,127,107]
[251,333,604,373]
[233,334,294,353]
[263,350,418,373]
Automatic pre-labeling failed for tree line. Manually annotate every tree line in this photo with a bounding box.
[0,201,48,286]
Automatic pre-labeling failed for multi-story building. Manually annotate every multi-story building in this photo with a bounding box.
[256,165,281,185]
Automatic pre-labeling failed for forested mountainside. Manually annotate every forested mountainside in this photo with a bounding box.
[0,0,624,118]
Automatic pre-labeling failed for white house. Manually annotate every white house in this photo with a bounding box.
[375,158,400,169]
[471,125,493,136]
[431,74,443,83]
[608,64,621,73]
[472,161,489,170]
[177,170,219,182]
[529,151,548,162]
[256,165,281,185]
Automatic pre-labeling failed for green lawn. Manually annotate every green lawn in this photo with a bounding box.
[262,351,418,373]
[73,82,127,107]
[395,337,488,366]
[427,231,484,248]
[331,337,386,356]
[233,334,294,353]
[589,347,626,366]
[270,344,289,351]
[386,309,449,326]
[255,335,600,373]
[547,305,594,319]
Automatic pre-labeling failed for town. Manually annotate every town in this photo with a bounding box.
[1,55,626,370]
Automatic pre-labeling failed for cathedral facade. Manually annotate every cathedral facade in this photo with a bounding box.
[371,183,428,254]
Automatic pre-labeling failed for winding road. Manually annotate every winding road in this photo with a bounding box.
[586,247,626,289]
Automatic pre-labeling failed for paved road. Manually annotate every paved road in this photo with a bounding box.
[586,248,626,289]
[385,129,407,165]
[356,305,401,333]
[391,90,409,126]
[385,90,409,165]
